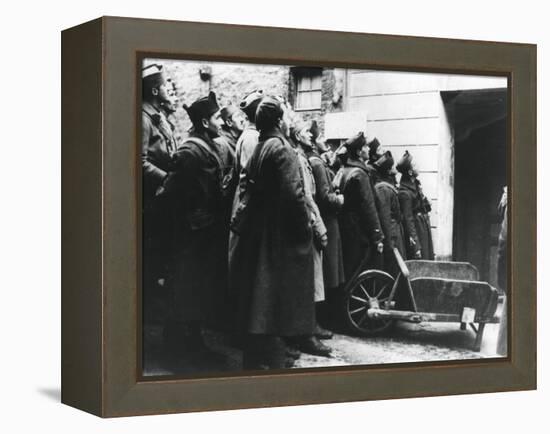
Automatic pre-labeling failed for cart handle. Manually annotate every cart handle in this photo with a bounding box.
[393,248,410,278]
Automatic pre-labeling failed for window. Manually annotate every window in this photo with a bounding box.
[294,68,322,110]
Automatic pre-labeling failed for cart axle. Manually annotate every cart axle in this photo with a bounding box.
[369,308,465,323]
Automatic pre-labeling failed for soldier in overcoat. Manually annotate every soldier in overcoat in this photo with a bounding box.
[142,64,177,203]
[373,151,406,275]
[141,64,177,323]
[396,151,435,260]
[164,91,234,351]
[306,139,345,292]
[289,119,333,354]
[289,120,328,302]
[337,132,384,280]
[228,96,315,369]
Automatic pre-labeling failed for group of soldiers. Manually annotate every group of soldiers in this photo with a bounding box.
[142,63,434,370]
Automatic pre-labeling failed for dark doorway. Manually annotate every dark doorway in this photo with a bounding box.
[442,88,507,286]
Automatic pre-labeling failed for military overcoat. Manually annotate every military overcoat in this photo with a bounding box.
[374,178,406,274]
[142,102,177,205]
[337,159,384,280]
[165,131,234,325]
[141,102,177,286]
[398,176,435,260]
[307,150,345,290]
[228,128,315,337]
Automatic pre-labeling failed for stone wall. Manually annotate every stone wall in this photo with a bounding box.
[143,58,345,142]
[144,58,290,143]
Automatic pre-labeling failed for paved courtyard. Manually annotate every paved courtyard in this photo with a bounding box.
[143,303,504,377]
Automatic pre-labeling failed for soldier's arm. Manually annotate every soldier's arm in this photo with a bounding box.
[142,115,168,188]
[398,190,421,255]
[162,146,197,211]
[375,185,393,248]
[299,157,327,240]
[310,157,343,214]
[354,172,383,245]
[307,180,328,242]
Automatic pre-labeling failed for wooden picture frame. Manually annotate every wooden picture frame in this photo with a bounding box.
[61,16,536,417]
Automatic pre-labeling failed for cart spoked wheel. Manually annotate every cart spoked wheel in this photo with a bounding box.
[343,270,396,336]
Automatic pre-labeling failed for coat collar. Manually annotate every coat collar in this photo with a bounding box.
[259,127,288,144]
[143,101,176,153]
[142,101,161,121]
[377,178,398,194]
[399,176,418,193]
[305,149,322,160]
[345,159,369,174]
[189,130,217,147]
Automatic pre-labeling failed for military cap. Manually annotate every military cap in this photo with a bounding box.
[142,64,165,93]
[367,137,382,159]
[343,131,367,153]
[239,89,264,122]
[183,91,220,128]
[374,150,395,174]
[396,150,413,174]
[255,96,283,132]
[142,63,163,79]
[336,145,348,157]
[333,144,349,166]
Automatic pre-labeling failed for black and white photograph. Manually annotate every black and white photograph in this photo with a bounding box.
[3,0,545,426]
[141,57,508,377]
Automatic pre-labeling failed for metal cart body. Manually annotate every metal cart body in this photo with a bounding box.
[343,249,502,351]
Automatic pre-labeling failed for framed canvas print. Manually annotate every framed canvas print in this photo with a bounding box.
[61,16,536,417]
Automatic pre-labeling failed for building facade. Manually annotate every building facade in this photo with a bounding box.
[329,70,507,285]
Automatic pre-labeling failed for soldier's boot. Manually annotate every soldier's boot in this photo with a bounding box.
[293,336,332,358]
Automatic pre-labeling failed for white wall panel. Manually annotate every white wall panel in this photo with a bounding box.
[348,70,506,96]
[348,91,441,119]
[366,117,440,145]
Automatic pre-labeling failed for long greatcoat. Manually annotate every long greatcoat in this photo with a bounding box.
[337,159,384,280]
[165,131,234,326]
[228,128,315,337]
[306,150,345,290]
[142,102,177,204]
[141,102,177,283]
[297,149,327,302]
[398,176,435,260]
[374,177,406,275]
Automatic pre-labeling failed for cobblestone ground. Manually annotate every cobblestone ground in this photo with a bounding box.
[143,303,504,377]
[294,321,501,369]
